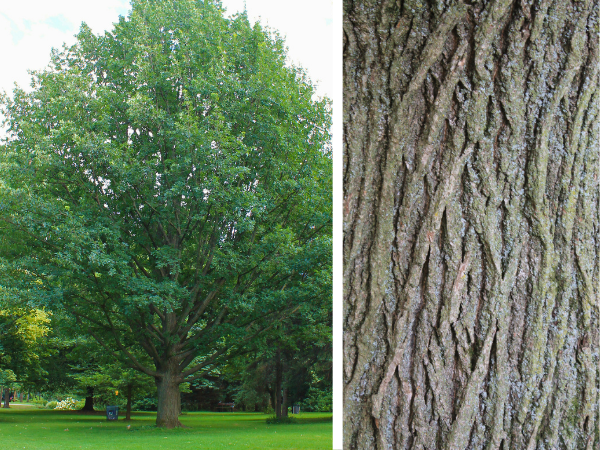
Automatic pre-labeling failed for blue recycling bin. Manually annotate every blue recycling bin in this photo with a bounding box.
[106,405,119,420]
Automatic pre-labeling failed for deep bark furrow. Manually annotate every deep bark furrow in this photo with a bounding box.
[344,0,599,449]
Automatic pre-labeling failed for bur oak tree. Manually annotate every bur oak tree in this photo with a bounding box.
[0,0,331,428]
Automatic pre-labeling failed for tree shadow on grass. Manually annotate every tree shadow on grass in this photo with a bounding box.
[293,415,332,424]
[0,409,158,424]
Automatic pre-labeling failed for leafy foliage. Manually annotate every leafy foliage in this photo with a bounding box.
[0,0,331,426]
[0,309,51,390]
[224,295,332,414]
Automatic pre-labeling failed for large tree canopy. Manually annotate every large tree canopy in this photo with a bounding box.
[0,0,331,427]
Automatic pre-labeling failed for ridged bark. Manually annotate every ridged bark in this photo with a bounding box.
[126,384,133,421]
[2,388,10,408]
[343,0,599,449]
[155,359,183,428]
[81,387,94,412]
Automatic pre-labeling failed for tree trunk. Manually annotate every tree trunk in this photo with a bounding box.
[282,388,288,418]
[81,387,94,411]
[3,388,10,408]
[275,348,283,418]
[266,386,276,413]
[343,1,599,449]
[155,363,183,428]
[126,384,132,421]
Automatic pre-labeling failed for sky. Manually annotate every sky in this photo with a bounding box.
[0,0,333,100]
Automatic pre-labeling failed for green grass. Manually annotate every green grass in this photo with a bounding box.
[0,405,332,449]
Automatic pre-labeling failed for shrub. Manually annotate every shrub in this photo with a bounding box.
[300,386,332,412]
[55,397,78,410]
[266,415,297,424]
[44,401,57,409]
[131,397,157,412]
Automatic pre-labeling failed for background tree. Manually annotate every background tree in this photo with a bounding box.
[344,0,598,449]
[68,340,108,412]
[63,331,156,416]
[0,369,17,408]
[0,309,51,407]
[23,312,92,405]
[0,0,331,428]
[225,296,332,417]
[73,362,156,420]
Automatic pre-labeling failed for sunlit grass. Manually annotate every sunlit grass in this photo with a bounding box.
[0,406,332,449]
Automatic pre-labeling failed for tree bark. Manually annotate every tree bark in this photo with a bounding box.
[125,384,133,421]
[267,386,276,413]
[344,1,599,449]
[275,347,283,418]
[3,388,10,408]
[81,386,94,412]
[155,361,183,428]
[282,388,288,418]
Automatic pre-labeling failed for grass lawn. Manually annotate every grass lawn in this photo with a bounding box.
[0,405,332,449]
